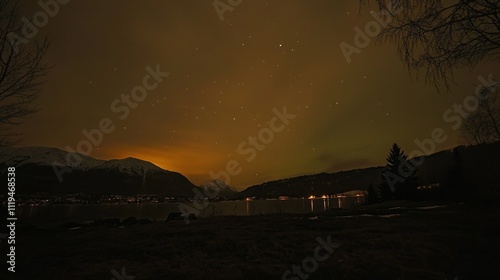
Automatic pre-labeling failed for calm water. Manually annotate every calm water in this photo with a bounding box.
[17,197,366,225]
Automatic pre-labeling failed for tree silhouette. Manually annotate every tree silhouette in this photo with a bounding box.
[0,0,50,145]
[379,143,418,200]
[361,0,500,89]
[462,83,500,145]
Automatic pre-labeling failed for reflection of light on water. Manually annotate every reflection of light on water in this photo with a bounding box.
[18,196,370,224]
[27,205,36,217]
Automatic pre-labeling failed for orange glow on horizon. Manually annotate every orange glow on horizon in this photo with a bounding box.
[93,143,244,187]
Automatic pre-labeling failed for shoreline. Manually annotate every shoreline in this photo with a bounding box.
[12,199,500,279]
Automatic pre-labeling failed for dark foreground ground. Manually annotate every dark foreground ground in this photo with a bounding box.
[6,200,500,280]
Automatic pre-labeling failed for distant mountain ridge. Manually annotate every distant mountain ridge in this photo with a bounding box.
[0,146,199,196]
[0,146,164,173]
[2,142,500,198]
[202,179,238,198]
[95,157,163,175]
[235,167,385,199]
[237,142,500,199]
[0,146,104,170]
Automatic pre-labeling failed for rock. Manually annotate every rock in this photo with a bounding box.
[165,212,197,222]
[137,218,152,224]
[103,218,121,227]
[122,217,137,226]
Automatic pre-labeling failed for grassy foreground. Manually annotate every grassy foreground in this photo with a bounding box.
[8,200,500,280]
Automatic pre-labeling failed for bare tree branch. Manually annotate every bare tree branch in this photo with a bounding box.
[360,0,500,90]
[0,0,50,145]
[462,82,500,144]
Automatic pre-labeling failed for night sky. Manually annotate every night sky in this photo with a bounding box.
[15,0,499,189]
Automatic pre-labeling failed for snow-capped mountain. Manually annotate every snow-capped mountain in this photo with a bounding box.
[0,146,104,170]
[0,146,163,175]
[0,146,199,196]
[94,157,163,175]
[201,179,237,198]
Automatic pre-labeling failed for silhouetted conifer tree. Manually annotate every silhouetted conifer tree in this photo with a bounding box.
[379,143,418,200]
